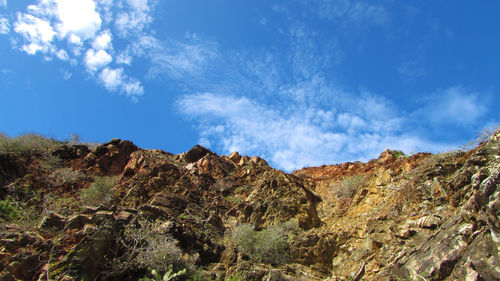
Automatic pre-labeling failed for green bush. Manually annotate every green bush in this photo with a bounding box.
[232,224,291,265]
[232,224,255,257]
[80,176,117,206]
[389,150,406,159]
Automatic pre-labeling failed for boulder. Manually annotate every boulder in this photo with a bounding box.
[90,139,138,175]
[182,145,212,163]
[66,215,92,230]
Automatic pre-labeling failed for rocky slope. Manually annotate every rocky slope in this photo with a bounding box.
[0,131,498,281]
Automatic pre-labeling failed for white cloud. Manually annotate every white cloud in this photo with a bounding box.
[91,29,111,50]
[419,86,488,127]
[9,0,156,99]
[99,67,123,90]
[85,49,112,72]
[99,67,144,98]
[116,53,132,65]
[0,0,6,9]
[0,17,9,34]
[13,0,102,56]
[14,13,56,55]
[115,0,152,37]
[56,49,69,61]
[122,80,144,97]
[68,33,82,45]
[55,0,101,41]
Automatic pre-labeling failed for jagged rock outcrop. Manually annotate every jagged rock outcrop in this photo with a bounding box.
[84,139,138,175]
[0,131,498,281]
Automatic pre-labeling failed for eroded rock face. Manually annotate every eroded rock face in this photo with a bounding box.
[235,171,322,229]
[86,139,138,175]
[377,163,500,281]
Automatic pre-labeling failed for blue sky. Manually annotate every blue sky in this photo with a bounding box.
[0,0,499,171]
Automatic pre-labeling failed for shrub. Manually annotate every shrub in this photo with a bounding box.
[232,224,291,265]
[331,175,366,201]
[112,220,185,274]
[50,167,85,187]
[232,224,255,257]
[80,176,117,206]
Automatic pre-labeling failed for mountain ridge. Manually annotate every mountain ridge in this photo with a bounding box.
[0,131,498,280]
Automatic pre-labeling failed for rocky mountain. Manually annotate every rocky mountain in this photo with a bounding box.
[0,130,498,281]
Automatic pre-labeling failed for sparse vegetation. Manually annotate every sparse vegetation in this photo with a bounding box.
[112,220,189,276]
[331,175,367,201]
[14,205,41,230]
[0,133,61,156]
[0,196,20,221]
[232,223,291,265]
[43,193,80,214]
[80,176,118,206]
[49,167,85,187]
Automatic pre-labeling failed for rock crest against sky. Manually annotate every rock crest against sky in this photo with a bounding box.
[1,0,499,171]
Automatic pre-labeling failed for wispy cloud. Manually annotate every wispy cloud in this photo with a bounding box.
[398,59,427,80]
[0,17,9,34]
[0,0,6,9]
[178,88,448,171]
[417,86,488,127]
[114,0,153,37]
[140,37,218,80]
[304,0,390,26]
[175,4,482,171]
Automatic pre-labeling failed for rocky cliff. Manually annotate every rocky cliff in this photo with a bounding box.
[0,131,498,281]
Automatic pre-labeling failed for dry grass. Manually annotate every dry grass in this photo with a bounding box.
[0,133,61,156]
